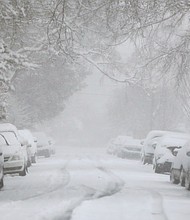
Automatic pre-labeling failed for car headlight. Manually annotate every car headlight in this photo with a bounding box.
[11,155,21,161]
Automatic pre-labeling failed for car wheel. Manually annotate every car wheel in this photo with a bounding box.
[142,156,147,165]
[27,159,31,167]
[180,169,185,187]
[31,154,37,163]
[0,177,4,189]
[44,150,50,158]
[185,174,190,190]
[153,162,156,170]
[19,166,27,176]
[155,164,161,173]
[170,169,180,184]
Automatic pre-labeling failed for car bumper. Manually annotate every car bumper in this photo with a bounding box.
[0,168,3,179]
[3,160,24,174]
[37,148,49,156]
[157,161,172,172]
[144,154,154,164]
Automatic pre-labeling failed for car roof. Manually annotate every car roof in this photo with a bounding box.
[0,123,19,138]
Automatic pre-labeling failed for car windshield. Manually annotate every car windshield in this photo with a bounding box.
[1,131,20,146]
[0,135,8,146]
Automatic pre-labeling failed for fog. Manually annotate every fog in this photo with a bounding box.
[1,1,190,220]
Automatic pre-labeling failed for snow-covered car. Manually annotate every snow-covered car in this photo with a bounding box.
[48,138,56,155]
[141,130,169,164]
[117,139,142,159]
[107,136,142,160]
[107,136,133,155]
[18,129,37,164]
[0,143,4,188]
[153,135,188,174]
[33,132,51,158]
[0,123,27,176]
[170,140,190,190]
[106,138,118,155]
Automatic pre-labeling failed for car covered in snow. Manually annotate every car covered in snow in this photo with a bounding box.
[33,132,51,158]
[107,136,142,160]
[18,129,37,164]
[0,143,4,188]
[153,135,188,174]
[0,123,27,176]
[170,139,190,190]
[48,137,56,155]
[107,136,133,155]
[141,130,169,164]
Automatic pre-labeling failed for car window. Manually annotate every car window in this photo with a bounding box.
[1,132,20,146]
[0,135,8,146]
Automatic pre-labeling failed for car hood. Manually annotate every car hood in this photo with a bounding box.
[2,145,20,157]
[157,150,174,163]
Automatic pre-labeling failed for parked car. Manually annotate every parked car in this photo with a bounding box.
[33,132,51,158]
[170,140,190,190]
[107,136,142,160]
[0,142,4,188]
[19,129,37,164]
[107,136,133,155]
[0,123,27,176]
[153,136,187,174]
[117,139,142,160]
[141,130,168,164]
[48,138,56,155]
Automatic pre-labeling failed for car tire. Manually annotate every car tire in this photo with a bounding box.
[185,174,190,190]
[27,159,31,167]
[31,154,37,163]
[170,169,180,184]
[155,164,161,173]
[180,169,185,187]
[0,177,4,189]
[19,166,27,176]
[142,156,148,165]
[44,150,50,158]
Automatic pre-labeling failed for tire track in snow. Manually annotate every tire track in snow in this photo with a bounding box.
[0,162,70,209]
[50,163,125,220]
[21,167,70,201]
[150,190,169,220]
[121,186,169,220]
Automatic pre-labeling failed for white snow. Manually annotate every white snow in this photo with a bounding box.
[0,146,190,220]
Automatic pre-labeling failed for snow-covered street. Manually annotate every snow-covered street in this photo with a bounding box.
[2,1,190,220]
[0,146,190,220]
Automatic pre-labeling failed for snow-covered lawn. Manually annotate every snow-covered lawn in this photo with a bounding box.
[0,146,190,220]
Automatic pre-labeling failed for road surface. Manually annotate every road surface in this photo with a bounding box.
[0,146,190,220]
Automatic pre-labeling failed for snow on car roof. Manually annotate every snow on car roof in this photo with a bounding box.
[159,136,189,147]
[143,130,170,146]
[114,136,142,148]
[145,130,170,141]
[145,130,190,144]
[0,123,19,137]
[18,129,34,144]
